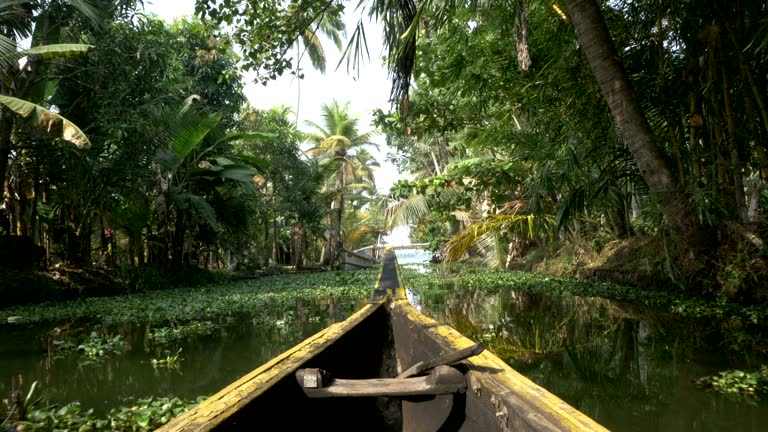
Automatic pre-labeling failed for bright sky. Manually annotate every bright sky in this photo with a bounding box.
[144,1,410,245]
[143,1,397,192]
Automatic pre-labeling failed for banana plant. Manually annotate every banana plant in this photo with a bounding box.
[153,97,271,267]
[0,44,95,205]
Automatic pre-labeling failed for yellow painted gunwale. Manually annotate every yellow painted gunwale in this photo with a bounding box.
[158,304,385,432]
[393,300,609,431]
[386,246,605,429]
[160,257,400,431]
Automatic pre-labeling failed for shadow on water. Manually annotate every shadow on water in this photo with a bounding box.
[0,297,363,415]
[410,283,768,432]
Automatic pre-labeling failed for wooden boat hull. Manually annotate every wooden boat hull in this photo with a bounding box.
[159,249,608,432]
[341,248,378,270]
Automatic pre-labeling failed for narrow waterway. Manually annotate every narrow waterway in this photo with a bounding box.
[1,249,766,431]
[0,298,363,415]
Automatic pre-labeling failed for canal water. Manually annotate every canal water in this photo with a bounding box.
[1,248,766,431]
[408,278,768,432]
[0,299,362,415]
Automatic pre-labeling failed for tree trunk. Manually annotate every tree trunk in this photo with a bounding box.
[172,208,186,268]
[0,110,12,208]
[610,205,630,239]
[155,171,170,268]
[564,0,708,253]
[272,212,279,265]
[291,224,305,269]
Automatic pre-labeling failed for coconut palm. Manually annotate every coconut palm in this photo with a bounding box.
[304,100,376,267]
[298,8,345,74]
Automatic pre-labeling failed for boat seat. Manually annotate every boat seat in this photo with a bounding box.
[295,342,484,398]
[296,365,466,398]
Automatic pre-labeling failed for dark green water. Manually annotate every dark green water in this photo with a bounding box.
[408,283,768,432]
[0,298,361,415]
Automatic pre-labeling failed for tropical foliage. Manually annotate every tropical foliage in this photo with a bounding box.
[352,0,768,297]
[305,100,379,267]
[0,2,376,299]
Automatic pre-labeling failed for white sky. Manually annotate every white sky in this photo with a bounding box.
[143,1,398,193]
[144,1,410,245]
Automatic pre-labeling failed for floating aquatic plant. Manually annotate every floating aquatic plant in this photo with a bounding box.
[696,366,768,402]
[151,348,183,369]
[5,393,206,432]
[150,321,218,346]
[401,267,768,325]
[0,270,377,325]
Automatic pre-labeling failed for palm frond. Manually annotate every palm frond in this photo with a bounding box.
[169,111,221,163]
[337,17,370,74]
[21,43,94,59]
[301,27,327,73]
[386,194,429,229]
[173,192,218,229]
[452,210,474,227]
[65,0,104,29]
[443,214,541,263]
[0,34,18,71]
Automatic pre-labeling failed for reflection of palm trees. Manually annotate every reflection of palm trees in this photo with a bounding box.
[419,282,685,393]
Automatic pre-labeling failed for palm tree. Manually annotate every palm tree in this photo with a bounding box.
[562,0,706,253]
[298,9,345,74]
[304,100,376,267]
[153,96,266,268]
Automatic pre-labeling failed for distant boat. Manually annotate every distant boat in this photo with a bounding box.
[159,248,607,432]
[340,248,377,270]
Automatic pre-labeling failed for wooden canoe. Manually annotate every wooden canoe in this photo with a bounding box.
[159,248,608,432]
[341,248,377,270]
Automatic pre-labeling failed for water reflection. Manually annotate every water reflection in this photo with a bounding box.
[0,298,362,414]
[412,284,768,432]
[395,248,433,274]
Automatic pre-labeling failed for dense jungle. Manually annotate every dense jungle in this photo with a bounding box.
[1,0,768,431]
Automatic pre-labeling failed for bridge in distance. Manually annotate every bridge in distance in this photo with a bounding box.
[343,243,430,270]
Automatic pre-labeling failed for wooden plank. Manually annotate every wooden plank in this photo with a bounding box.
[296,365,466,398]
[397,342,484,378]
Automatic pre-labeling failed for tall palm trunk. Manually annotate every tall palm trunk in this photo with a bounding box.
[155,171,170,268]
[337,167,345,265]
[564,0,708,253]
[172,207,186,267]
[0,110,11,205]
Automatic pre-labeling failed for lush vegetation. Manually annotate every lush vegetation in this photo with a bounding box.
[2,0,768,426]
[361,0,768,299]
[189,0,768,299]
[0,1,389,310]
[1,0,766,303]
[0,270,376,325]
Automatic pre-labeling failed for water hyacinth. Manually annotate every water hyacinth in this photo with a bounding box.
[0,270,378,325]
